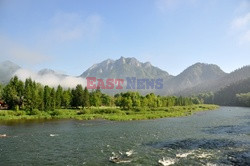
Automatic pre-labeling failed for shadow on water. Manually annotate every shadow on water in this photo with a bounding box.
[145,138,243,150]
[145,138,250,165]
[202,125,250,135]
[0,118,65,126]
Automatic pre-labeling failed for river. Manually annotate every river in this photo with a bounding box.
[0,107,250,165]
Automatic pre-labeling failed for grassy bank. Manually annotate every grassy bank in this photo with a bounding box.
[0,104,218,121]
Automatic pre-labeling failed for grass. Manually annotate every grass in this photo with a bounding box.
[0,104,219,121]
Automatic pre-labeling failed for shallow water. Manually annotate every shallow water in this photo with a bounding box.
[0,107,250,165]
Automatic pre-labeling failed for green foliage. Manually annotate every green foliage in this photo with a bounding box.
[1,76,201,121]
[83,87,90,108]
[0,104,218,121]
[29,109,42,115]
[62,89,71,108]
[71,84,84,108]
[236,92,250,107]
[55,85,63,109]
[198,78,250,107]
[2,76,24,110]
[90,89,102,107]
[43,85,52,111]
[0,83,3,99]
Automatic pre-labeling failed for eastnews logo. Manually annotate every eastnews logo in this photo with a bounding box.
[86,77,163,89]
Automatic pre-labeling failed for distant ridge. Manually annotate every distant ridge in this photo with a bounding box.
[80,56,172,80]
[1,58,250,96]
[0,61,20,84]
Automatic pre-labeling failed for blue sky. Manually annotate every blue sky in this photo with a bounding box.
[1,0,250,76]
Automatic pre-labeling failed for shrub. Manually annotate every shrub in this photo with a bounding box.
[15,111,26,116]
[77,109,91,115]
[29,109,42,115]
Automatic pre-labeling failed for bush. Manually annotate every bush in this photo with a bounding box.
[77,109,91,115]
[29,109,42,115]
[91,108,123,114]
[50,110,64,116]
[133,107,149,112]
[15,111,26,116]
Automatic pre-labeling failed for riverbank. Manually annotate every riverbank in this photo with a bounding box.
[0,104,218,121]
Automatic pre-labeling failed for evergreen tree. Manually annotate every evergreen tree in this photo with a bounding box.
[62,89,71,108]
[3,76,24,110]
[50,88,56,111]
[43,85,52,111]
[56,85,63,108]
[71,85,84,108]
[83,87,90,108]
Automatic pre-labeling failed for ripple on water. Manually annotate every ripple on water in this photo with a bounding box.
[146,138,250,165]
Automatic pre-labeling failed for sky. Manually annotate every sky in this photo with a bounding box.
[1,0,250,76]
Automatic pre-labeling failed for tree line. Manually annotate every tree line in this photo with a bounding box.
[0,76,199,111]
[196,77,250,107]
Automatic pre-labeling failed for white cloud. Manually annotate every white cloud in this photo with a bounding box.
[14,68,87,89]
[45,11,102,42]
[231,13,250,30]
[231,12,250,44]
[0,36,49,64]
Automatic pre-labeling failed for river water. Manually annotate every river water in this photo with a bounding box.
[0,107,250,165]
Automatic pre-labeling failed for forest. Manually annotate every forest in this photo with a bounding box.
[197,77,250,107]
[0,76,219,121]
[0,76,199,111]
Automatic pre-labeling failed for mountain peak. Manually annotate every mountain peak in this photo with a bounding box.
[163,62,227,95]
[80,57,170,79]
[38,69,56,75]
[0,61,21,84]
[1,60,20,68]
[143,62,152,68]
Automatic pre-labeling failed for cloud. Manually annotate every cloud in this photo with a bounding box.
[155,0,197,12]
[0,35,49,64]
[13,68,87,89]
[231,11,250,44]
[44,11,102,42]
[231,13,250,30]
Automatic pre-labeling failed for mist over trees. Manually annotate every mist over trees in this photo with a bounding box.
[197,77,250,107]
[0,76,198,111]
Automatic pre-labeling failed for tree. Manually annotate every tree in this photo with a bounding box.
[90,89,102,107]
[140,97,148,107]
[43,85,52,111]
[101,94,112,106]
[83,87,90,108]
[3,76,24,110]
[50,88,56,111]
[37,84,44,110]
[236,93,250,107]
[114,94,122,107]
[56,85,63,108]
[24,78,38,111]
[122,97,133,110]
[0,83,3,99]
[62,89,71,108]
[146,93,157,108]
[71,85,84,108]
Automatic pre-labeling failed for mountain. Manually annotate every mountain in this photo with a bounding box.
[178,65,250,96]
[1,58,250,97]
[80,57,172,80]
[38,68,68,78]
[163,63,227,95]
[213,77,250,106]
[80,58,228,95]
[0,61,20,84]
